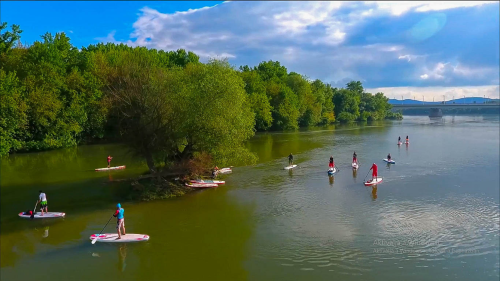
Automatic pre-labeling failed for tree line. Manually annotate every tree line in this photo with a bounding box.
[0,23,401,171]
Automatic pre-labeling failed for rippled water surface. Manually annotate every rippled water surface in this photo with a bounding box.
[1,115,499,281]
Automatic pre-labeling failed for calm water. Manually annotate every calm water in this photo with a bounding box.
[1,115,499,281]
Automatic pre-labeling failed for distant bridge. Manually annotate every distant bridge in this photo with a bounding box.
[391,103,500,117]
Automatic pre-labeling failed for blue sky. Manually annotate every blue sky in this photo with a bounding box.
[2,1,499,99]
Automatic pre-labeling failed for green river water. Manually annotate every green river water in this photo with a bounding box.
[1,115,499,281]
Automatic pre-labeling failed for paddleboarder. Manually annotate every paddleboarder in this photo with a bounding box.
[38,190,48,216]
[369,163,378,182]
[107,155,113,168]
[288,153,294,166]
[212,166,219,179]
[387,153,392,161]
[398,136,401,143]
[329,156,335,169]
[113,203,126,240]
[353,151,358,164]
[405,136,409,143]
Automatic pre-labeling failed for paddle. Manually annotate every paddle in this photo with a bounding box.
[91,214,114,245]
[30,201,38,219]
[363,169,371,182]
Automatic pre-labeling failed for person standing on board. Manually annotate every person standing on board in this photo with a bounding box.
[398,136,401,143]
[107,155,113,168]
[113,203,126,240]
[329,156,335,169]
[405,136,409,143]
[288,153,294,166]
[38,190,48,216]
[369,163,378,182]
[353,151,358,164]
[387,153,392,161]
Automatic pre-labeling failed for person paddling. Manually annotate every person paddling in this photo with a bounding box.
[369,163,378,182]
[387,153,392,161]
[405,136,409,143]
[38,190,48,216]
[398,136,401,143]
[329,156,335,169]
[353,151,358,164]
[107,155,113,168]
[288,153,294,166]
[113,203,126,240]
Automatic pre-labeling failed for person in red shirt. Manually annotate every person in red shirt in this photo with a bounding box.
[107,155,113,168]
[329,156,334,168]
[369,163,378,181]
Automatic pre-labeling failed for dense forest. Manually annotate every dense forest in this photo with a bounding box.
[0,23,401,170]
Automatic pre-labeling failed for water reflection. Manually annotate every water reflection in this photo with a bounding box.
[371,186,378,200]
[386,163,391,170]
[352,168,357,180]
[288,169,293,177]
[329,175,334,186]
[118,244,127,272]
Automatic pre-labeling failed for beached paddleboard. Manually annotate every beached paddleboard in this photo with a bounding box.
[190,179,225,185]
[383,159,395,164]
[352,162,359,169]
[185,183,218,188]
[19,212,65,219]
[328,167,338,175]
[90,233,149,243]
[284,165,297,170]
[364,177,383,186]
[95,165,126,172]
[218,168,232,174]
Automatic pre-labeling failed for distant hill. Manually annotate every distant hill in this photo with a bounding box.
[389,97,499,105]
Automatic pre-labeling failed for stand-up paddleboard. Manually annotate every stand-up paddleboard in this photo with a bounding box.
[364,177,383,186]
[352,162,359,169]
[95,165,126,172]
[397,142,402,146]
[328,167,337,175]
[218,167,232,174]
[19,212,65,219]
[405,141,409,144]
[185,183,218,188]
[190,179,225,185]
[284,165,297,170]
[383,159,395,164]
[90,233,149,243]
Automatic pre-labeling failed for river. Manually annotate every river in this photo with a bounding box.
[1,115,499,281]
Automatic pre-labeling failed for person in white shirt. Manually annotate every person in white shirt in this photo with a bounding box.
[38,190,48,216]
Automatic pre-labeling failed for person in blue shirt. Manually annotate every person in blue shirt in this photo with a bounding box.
[113,203,126,239]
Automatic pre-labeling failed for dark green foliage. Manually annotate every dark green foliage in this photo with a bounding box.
[0,23,399,157]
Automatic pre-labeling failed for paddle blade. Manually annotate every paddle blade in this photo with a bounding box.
[91,238,97,244]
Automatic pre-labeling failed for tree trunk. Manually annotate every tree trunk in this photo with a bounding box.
[144,152,157,174]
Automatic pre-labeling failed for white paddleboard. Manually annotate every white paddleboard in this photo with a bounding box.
[90,233,149,243]
[191,180,225,185]
[405,141,409,144]
[327,167,337,175]
[284,165,297,170]
[95,165,126,172]
[218,168,232,174]
[185,183,218,188]
[352,162,359,169]
[19,212,65,219]
[364,177,383,186]
[383,158,396,164]
[397,142,402,146]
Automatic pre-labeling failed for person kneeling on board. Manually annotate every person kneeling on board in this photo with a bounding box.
[329,156,335,169]
[369,163,378,181]
[288,153,294,166]
[114,203,126,240]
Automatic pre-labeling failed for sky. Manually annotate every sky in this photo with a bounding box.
[2,1,499,100]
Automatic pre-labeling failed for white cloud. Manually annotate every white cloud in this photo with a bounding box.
[366,85,500,100]
[97,1,499,88]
